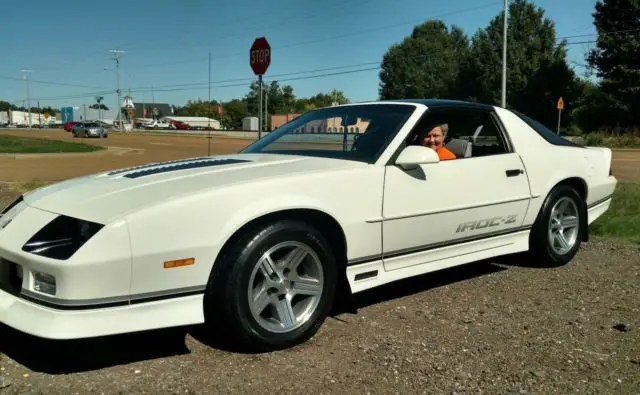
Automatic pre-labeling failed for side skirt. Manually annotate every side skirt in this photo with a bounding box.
[346,229,531,294]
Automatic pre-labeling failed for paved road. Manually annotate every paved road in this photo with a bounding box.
[609,150,640,182]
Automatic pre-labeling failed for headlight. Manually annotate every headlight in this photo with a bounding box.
[22,215,104,260]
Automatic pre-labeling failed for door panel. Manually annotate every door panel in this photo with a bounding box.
[382,153,531,271]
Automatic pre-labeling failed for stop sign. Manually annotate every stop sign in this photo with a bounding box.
[250,37,271,76]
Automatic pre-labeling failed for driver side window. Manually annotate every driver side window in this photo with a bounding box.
[404,108,511,159]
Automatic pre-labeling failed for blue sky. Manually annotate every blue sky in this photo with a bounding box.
[1,0,598,118]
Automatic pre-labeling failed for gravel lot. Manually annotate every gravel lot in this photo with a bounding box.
[0,186,638,394]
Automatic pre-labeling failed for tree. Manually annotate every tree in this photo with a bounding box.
[89,103,109,111]
[572,78,616,133]
[586,0,640,128]
[245,81,298,116]
[294,89,350,112]
[220,99,249,129]
[0,101,17,112]
[378,20,471,100]
[462,0,581,129]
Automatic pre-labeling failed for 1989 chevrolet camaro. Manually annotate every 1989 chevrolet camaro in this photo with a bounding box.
[0,99,617,351]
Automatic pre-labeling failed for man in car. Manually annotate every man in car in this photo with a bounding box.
[420,123,456,160]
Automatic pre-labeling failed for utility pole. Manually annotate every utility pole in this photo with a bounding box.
[208,51,211,156]
[258,76,263,139]
[264,83,268,133]
[109,49,125,131]
[21,69,32,128]
[501,0,508,108]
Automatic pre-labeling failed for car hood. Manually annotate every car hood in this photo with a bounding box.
[22,153,364,224]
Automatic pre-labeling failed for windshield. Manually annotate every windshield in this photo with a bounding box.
[241,103,416,163]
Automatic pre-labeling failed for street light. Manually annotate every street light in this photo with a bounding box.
[21,69,32,128]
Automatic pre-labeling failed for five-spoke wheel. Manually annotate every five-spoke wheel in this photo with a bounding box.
[248,241,324,333]
[204,219,337,351]
[547,196,580,255]
[530,184,584,266]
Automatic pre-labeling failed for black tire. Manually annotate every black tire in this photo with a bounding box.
[203,219,338,352]
[528,184,585,267]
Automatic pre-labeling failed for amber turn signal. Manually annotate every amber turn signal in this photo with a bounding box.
[163,258,195,268]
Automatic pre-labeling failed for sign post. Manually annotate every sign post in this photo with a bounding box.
[556,96,564,135]
[250,37,271,139]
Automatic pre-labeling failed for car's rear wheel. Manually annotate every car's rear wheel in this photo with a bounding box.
[203,219,337,351]
[529,184,584,266]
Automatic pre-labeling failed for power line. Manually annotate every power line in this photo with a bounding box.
[129,66,382,94]
[133,1,501,71]
[7,64,382,102]
[8,90,115,104]
[565,40,597,45]
[128,61,381,91]
[557,28,640,40]
[125,0,378,54]
[0,75,105,89]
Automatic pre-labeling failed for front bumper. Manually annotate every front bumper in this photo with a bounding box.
[0,285,204,339]
[0,200,205,339]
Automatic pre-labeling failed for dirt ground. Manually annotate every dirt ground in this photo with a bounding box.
[0,129,252,183]
[0,129,638,394]
[0,235,636,394]
[0,129,639,182]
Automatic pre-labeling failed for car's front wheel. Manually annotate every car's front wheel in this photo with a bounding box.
[529,184,584,267]
[204,219,337,351]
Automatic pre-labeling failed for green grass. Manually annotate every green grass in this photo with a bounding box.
[590,181,640,244]
[568,130,640,149]
[0,135,104,153]
[8,181,50,193]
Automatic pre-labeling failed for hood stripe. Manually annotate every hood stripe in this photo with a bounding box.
[108,156,214,176]
[123,158,250,178]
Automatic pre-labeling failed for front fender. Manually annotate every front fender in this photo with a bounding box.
[213,194,345,254]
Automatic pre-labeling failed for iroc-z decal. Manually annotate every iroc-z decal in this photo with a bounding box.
[455,215,517,233]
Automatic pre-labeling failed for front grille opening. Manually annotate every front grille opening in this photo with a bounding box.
[0,258,23,296]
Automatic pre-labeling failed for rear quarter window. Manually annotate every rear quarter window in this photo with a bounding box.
[512,110,583,148]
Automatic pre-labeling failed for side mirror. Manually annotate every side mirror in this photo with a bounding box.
[395,145,440,170]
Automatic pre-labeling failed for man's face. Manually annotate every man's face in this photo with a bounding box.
[422,126,445,150]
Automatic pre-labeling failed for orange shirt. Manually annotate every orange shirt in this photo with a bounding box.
[436,146,456,160]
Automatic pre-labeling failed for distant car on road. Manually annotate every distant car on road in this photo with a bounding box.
[64,122,79,132]
[72,122,108,138]
[0,99,617,352]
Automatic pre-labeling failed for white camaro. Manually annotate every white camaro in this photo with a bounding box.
[0,100,617,351]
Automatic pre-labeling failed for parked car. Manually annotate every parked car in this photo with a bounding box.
[72,122,108,138]
[0,99,617,352]
[143,119,171,129]
[64,122,79,132]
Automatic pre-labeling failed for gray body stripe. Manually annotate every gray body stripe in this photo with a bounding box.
[348,225,532,266]
[587,194,613,209]
[20,285,206,310]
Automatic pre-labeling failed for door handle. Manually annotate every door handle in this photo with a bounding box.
[506,169,523,177]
